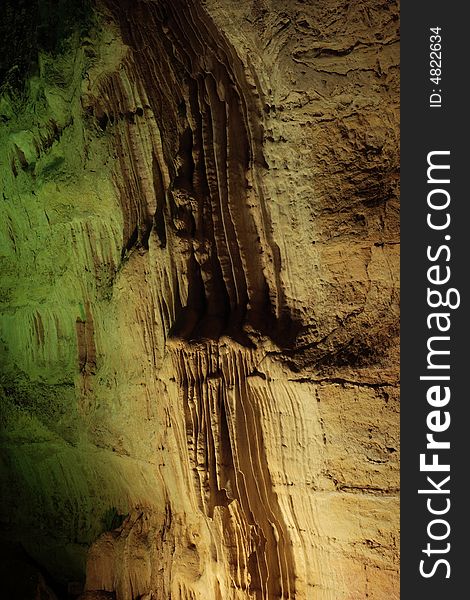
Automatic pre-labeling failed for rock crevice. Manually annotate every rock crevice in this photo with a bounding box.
[0,0,399,598]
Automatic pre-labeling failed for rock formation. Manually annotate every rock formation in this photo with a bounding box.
[0,0,399,598]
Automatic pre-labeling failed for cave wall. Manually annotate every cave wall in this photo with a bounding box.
[0,0,399,598]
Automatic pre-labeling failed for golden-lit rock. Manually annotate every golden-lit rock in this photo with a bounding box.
[0,0,399,598]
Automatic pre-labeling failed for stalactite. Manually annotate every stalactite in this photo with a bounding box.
[0,0,399,598]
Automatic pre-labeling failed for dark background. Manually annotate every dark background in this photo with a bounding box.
[401,3,468,597]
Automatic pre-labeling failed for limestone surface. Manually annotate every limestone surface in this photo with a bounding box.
[0,0,399,598]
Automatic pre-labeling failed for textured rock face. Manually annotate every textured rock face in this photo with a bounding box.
[0,0,399,598]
